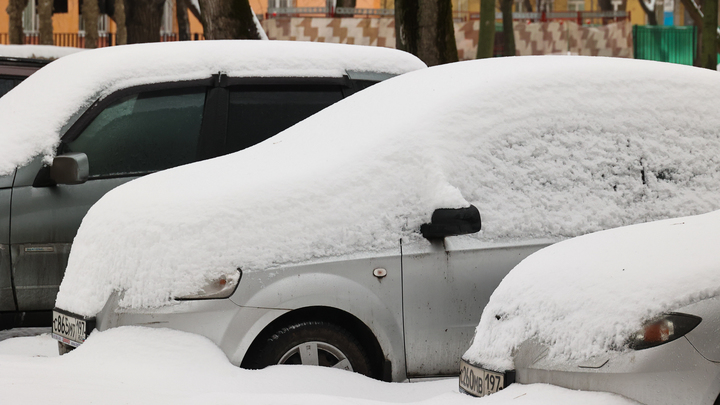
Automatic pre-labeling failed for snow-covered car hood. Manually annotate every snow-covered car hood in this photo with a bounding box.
[0,40,426,176]
[463,209,720,371]
[56,56,720,316]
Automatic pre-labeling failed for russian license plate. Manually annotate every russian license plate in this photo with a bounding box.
[459,359,506,397]
[51,309,95,347]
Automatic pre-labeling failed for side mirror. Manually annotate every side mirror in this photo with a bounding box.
[421,205,482,240]
[51,153,89,185]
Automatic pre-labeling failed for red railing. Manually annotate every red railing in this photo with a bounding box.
[0,32,204,48]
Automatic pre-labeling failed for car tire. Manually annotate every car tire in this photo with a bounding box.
[57,341,74,355]
[247,321,374,377]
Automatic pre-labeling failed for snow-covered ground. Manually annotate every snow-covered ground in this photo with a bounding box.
[0,326,638,405]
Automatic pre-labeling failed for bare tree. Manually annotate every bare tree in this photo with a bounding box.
[395,0,458,66]
[176,0,191,40]
[476,0,495,58]
[500,0,515,56]
[638,0,659,25]
[38,0,53,45]
[700,0,718,69]
[337,0,356,17]
[83,0,100,48]
[7,0,29,44]
[678,0,720,67]
[197,0,260,40]
[123,0,165,43]
[113,0,127,45]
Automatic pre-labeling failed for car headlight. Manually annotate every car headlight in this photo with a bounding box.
[628,313,702,350]
[176,268,242,300]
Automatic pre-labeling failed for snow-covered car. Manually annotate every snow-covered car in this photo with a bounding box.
[0,40,426,330]
[460,210,720,404]
[53,56,720,382]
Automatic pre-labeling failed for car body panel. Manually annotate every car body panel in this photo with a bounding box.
[514,337,720,405]
[402,238,552,377]
[676,297,720,362]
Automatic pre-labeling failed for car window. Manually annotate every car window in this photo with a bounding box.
[60,87,206,178]
[225,85,343,154]
[0,78,22,98]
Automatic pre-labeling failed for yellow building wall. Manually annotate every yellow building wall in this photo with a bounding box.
[0,0,9,34]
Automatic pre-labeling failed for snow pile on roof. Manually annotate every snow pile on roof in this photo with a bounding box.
[464,210,720,371]
[56,56,720,316]
[0,40,425,176]
[0,44,83,59]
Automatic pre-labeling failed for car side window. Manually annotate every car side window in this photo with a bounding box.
[224,85,343,154]
[0,78,22,98]
[60,87,206,178]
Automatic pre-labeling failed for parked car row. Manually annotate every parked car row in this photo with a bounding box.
[0,56,49,98]
[3,40,720,403]
[48,48,720,393]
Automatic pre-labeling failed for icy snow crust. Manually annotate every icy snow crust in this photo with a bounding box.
[0,40,425,176]
[57,56,720,316]
[464,210,720,371]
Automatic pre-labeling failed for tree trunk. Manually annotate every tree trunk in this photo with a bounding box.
[337,0,355,17]
[523,0,533,11]
[476,0,495,58]
[501,0,515,56]
[395,0,457,66]
[198,0,260,39]
[123,0,165,43]
[38,0,54,45]
[701,0,718,69]
[114,0,127,45]
[7,0,29,44]
[176,0,191,40]
[83,0,100,48]
[638,0,659,25]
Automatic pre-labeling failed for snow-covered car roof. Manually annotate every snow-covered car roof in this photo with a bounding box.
[463,209,720,371]
[0,44,84,59]
[0,40,426,176]
[56,56,720,316]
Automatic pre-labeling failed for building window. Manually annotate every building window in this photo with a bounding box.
[568,0,585,11]
[271,0,294,8]
[22,1,39,34]
[161,0,174,35]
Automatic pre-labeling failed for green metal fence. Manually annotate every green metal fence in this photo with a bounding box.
[633,25,697,65]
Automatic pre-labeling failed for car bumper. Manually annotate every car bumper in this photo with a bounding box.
[514,337,720,405]
[94,293,288,366]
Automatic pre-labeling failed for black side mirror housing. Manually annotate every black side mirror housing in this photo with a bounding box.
[421,205,482,240]
[51,153,89,185]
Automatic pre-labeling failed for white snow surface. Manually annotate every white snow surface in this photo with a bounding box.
[0,44,83,59]
[0,326,640,405]
[464,209,720,371]
[0,40,425,176]
[57,56,720,316]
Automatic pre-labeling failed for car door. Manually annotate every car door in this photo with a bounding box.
[0,170,15,312]
[401,236,552,377]
[9,84,211,312]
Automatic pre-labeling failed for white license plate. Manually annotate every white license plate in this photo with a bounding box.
[51,310,94,347]
[459,359,506,397]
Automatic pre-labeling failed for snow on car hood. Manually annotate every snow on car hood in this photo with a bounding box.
[0,40,426,176]
[463,210,720,371]
[0,44,84,59]
[56,56,720,316]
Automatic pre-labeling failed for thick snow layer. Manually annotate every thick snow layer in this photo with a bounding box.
[464,210,720,371]
[0,44,83,59]
[57,56,720,316]
[0,40,425,176]
[0,327,639,405]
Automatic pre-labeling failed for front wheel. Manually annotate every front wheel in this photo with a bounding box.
[246,321,374,377]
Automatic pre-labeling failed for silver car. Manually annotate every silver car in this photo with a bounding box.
[460,210,720,404]
[53,56,720,382]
